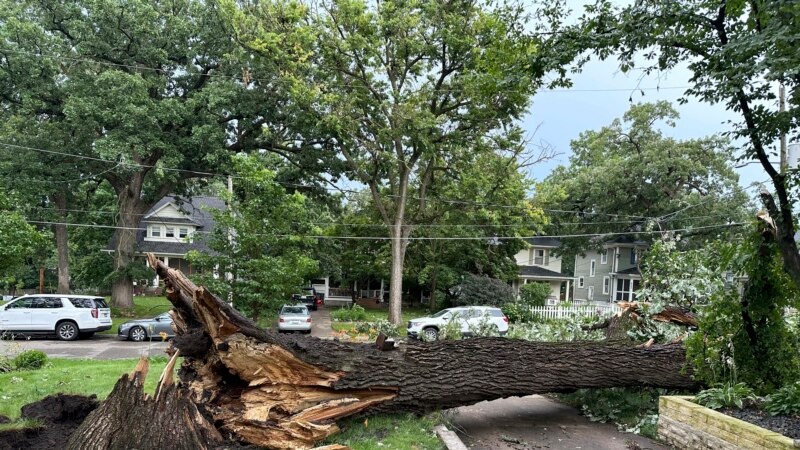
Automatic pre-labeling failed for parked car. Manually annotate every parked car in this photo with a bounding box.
[291,287,322,311]
[277,304,312,333]
[406,306,509,341]
[0,294,112,340]
[118,312,174,342]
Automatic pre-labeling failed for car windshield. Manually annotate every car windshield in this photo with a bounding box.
[430,309,452,318]
[281,307,308,315]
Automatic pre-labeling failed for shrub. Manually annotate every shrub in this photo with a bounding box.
[558,388,666,439]
[13,350,48,370]
[765,382,800,416]
[455,273,513,307]
[373,320,402,338]
[694,382,756,410]
[502,302,534,324]
[330,304,368,322]
[518,282,550,307]
[0,355,12,373]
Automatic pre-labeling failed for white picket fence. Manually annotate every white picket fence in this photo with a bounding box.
[529,304,621,321]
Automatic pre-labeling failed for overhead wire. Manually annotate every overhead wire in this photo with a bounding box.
[0,48,692,95]
[26,219,745,240]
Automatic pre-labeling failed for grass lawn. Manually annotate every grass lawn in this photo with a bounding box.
[325,412,445,450]
[0,357,169,421]
[101,296,173,335]
[0,358,446,449]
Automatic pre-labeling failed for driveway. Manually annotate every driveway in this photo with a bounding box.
[451,395,669,450]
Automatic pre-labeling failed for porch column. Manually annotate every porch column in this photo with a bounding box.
[379,279,384,302]
[565,279,571,301]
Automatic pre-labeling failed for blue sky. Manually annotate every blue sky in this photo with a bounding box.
[522,57,768,190]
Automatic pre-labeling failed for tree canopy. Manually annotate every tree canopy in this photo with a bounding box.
[569,0,800,287]
[539,101,751,258]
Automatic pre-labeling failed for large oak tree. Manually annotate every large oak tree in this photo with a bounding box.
[0,0,272,306]
[569,0,800,288]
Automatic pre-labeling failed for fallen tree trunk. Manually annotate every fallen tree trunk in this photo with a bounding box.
[71,254,696,449]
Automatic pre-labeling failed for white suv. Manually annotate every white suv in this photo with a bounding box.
[0,294,112,340]
[407,306,509,340]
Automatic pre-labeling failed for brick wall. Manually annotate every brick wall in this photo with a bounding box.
[658,396,796,449]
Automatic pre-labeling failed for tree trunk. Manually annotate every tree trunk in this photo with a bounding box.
[66,355,222,450]
[63,254,698,449]
[110,181,148,309]
[387,223,408,324]
[52,192,70,294]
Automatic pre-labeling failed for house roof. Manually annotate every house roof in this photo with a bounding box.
[524,237,561,247]
[518,265,571,279]
[109,196,226,256]
[602,235,648,247]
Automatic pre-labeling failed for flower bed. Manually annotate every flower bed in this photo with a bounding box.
[658,396,797,449]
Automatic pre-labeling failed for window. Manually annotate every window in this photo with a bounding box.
[534,249,545,265]
[630,248,637,264]
[7,298,33,309]
[600,250,608,264]
[615,279,641,301]
[590,260,596,277]
[165,227,175,238]
[179,227,189,238]
[603,276,610,294]
[578,277,584,288]
[150,226,161,238]
[587,286,594,300]
[31,298,63,308]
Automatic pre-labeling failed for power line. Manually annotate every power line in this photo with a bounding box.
[0,47,691,95]
[3,140,755,220]
[27,219,745,240]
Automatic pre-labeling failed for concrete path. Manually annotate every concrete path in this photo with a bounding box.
[451,395,669,450]
[311,307,332,338]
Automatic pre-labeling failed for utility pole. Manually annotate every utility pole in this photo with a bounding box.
[780,84,787,173]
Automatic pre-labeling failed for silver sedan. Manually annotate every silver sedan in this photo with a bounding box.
[277,305,312,333]
[118,313,175,342]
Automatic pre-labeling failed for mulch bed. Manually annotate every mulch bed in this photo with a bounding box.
[719,406,800,439]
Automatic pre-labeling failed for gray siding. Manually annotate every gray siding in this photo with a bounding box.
[573,250,613,303]
[616,247,640,272]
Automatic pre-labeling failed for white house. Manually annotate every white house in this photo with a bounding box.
[511,237,573,304]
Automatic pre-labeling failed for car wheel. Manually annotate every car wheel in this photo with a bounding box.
[129,326,147,342]
[79,332,95,339]
[56,321,79,341]
[422,327,439,341]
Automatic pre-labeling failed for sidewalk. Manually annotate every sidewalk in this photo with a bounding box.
[450,395,669,450]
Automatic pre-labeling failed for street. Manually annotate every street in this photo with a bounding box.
[0,307,333,360]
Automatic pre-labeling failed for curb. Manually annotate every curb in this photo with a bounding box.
[434,425,469,450]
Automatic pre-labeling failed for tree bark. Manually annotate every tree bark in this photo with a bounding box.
[68,254,697,450]
[51,192,70,294]
[66,355,222,450]
[110,176,150,309]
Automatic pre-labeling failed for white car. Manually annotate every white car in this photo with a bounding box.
[0,294,112,340]
[277,304,312,333]
[407,306,509,340]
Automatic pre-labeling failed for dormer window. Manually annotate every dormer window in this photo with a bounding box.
[179,227,189,238]
[150,226,161,238]
[165,227,175,238]
[534,249,545,265]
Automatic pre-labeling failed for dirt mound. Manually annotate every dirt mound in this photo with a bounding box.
[0,394,98,450]
[21,393,99,423]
